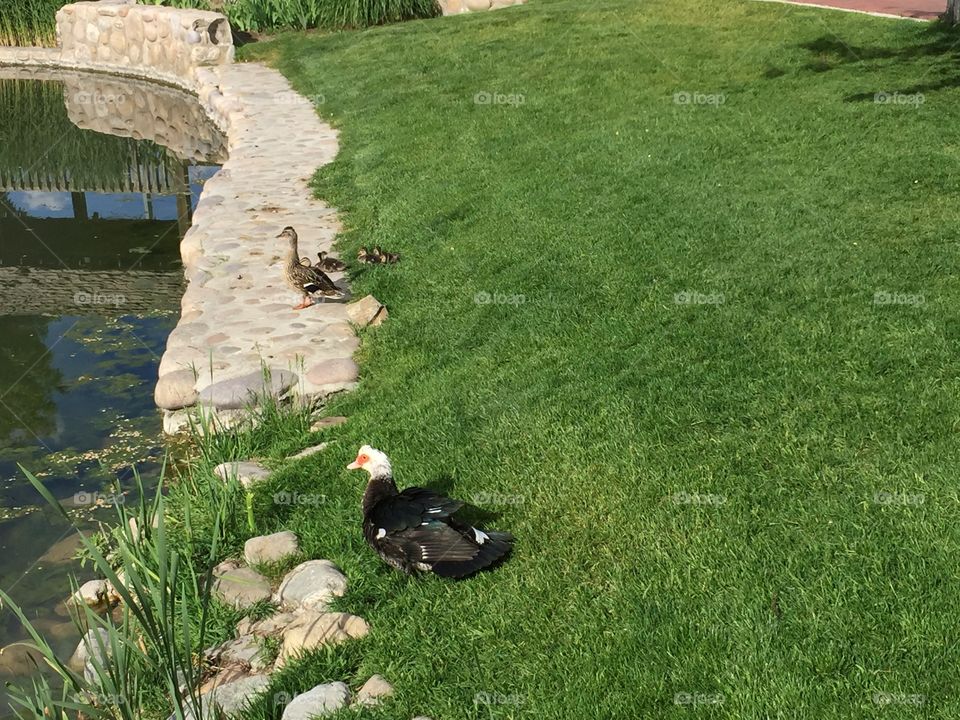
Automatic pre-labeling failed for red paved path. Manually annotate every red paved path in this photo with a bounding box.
[769,0,942,19]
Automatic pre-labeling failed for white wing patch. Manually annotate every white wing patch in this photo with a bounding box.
[376,528,387,539]
[473,528,489,545]
[427,507,444,514]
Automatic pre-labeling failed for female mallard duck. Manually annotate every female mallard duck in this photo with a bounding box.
[279,227,344,309]
[317,251,347,273]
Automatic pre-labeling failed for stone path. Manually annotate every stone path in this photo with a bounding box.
[159,61,363,430]
[756,0,940,19]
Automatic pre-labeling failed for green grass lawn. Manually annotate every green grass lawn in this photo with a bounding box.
[227,1,960,717]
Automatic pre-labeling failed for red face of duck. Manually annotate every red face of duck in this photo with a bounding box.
[347,445,392,476]
[346,448,371,470]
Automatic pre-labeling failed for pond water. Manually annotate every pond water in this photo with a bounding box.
[0,69,224,684]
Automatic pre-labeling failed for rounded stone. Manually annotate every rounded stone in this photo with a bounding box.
[279,612,369,664]
[198,368,297,409]
[355,675,394,708]
[305,358,358,386]
[244,531,299,565]
[213,566,271,609]
[280,683,350,720]
[274,560,347,611]
[154,369,197,410]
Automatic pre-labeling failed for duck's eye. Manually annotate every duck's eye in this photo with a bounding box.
[358,454,369,464]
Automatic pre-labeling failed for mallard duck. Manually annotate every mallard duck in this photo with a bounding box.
[279,227,344,309]
[347,445,513,578]
[317,251,347,273]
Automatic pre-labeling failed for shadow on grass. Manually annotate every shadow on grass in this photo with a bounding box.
[791,23,960,98]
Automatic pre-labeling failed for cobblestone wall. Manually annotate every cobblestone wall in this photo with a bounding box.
[55,0,233,87]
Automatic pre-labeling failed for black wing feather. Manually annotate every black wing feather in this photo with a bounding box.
[368,486,463,534]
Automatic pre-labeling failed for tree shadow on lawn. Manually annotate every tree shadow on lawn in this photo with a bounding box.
[790,23,960,100]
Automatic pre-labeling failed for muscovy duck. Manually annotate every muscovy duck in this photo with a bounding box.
[347,445,513,578]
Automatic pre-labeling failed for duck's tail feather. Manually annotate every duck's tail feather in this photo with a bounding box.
[430,528,513,579]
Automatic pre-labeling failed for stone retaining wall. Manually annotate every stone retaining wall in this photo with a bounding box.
[56,0,233,86]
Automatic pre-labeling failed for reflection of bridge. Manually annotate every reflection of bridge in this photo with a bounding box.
[0,266,184,317]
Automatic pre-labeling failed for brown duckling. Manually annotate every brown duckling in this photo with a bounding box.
[317,251,347,273]
[372,246,400,264]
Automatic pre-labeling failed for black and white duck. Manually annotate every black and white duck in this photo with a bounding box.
[317,251,347,273]
[347,445,513,578]
[279,227,344,309]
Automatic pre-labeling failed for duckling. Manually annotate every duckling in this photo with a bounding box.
[279,227,344,309]
[299,257,313,267]
[317,251,347,273]
[357,246,381,265]
[373,246,400,264]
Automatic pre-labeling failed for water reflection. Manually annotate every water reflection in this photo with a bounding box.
[0,67,224,683]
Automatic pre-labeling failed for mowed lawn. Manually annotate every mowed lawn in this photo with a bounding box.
[236,1,960,717]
